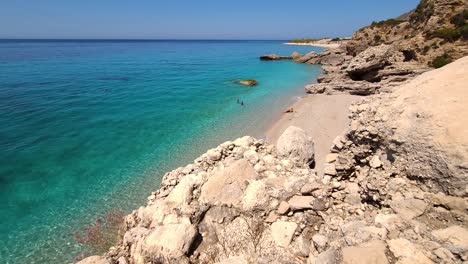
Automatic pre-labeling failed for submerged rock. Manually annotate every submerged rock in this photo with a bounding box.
[236,79,258,86]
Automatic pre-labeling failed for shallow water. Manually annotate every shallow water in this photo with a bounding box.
[0,40,322,263]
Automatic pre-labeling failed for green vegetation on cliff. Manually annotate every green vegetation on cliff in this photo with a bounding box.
[288,38,322,43]
[429,9,468,42]
[370,19,404,28]
[430,53,452,68]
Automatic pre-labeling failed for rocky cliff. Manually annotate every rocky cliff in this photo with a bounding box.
[348,0,467,66]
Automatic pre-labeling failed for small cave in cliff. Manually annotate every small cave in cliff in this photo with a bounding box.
[348,69,382,83]
[402,50,417,62]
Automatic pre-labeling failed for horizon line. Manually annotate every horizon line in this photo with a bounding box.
[0,38,299,41]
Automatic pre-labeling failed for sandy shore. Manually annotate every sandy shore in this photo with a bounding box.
[265,93,359,175]
[283,42,341,49]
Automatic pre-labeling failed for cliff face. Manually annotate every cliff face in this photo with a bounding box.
[349,0,467,66]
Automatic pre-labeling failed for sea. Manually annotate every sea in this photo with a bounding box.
[0,39,323,263]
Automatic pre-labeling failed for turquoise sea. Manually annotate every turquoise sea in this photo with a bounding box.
[0,40,322,263]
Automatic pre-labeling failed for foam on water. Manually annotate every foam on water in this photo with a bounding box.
[0,40,322,263]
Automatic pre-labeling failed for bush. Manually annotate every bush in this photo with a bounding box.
[430,53,452,68]
[288,38,322,43]
[431,28,461,42]
[374,35,382,43]
[74,209,126,255]
[412,0,435,23]
[423,45,430,54]
[450,9,468,27]
[459,23,468,40]
[370,19,403,28]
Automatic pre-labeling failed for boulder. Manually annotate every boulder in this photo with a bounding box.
[76,256,110,264]
[276,126,315,165]
[342,240,388,264]
[271,222,297,247]
[276,201,290,215]
[166,174,197,206]
[311,249,339,264]
[294,51,319,63]
[390,198,427,220]
[241,180,269,210]
[346,45,392,75]
[200,159,257,207]
[290,51,302,60]
[312,234,328,249]
[288,195,315,210]
[387,238,434,264]
[431,226,468,254]
[143,223,197,258]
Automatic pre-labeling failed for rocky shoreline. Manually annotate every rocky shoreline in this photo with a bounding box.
[79,1,468,263]
[79,55,468,264]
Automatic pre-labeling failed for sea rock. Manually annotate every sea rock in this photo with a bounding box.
[260,54,291,60]
[276,126,315,165]
[236,79,258,86]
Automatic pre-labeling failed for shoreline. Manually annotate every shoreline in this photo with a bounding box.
[283,42,341,49]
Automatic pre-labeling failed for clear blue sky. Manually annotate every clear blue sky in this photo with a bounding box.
[0,0,420,39]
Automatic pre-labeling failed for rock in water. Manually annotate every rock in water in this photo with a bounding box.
[276,126,314,165]
[236,79,258,86]
[259,54,291,60]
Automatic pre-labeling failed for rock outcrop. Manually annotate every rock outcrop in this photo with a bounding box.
[294,0,467,96]
[259,54,291,61]
[349,0,467,66]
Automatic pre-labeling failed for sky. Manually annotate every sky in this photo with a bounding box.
[0,0,420,39]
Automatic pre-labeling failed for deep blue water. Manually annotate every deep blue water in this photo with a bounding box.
[0,40,322,263]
